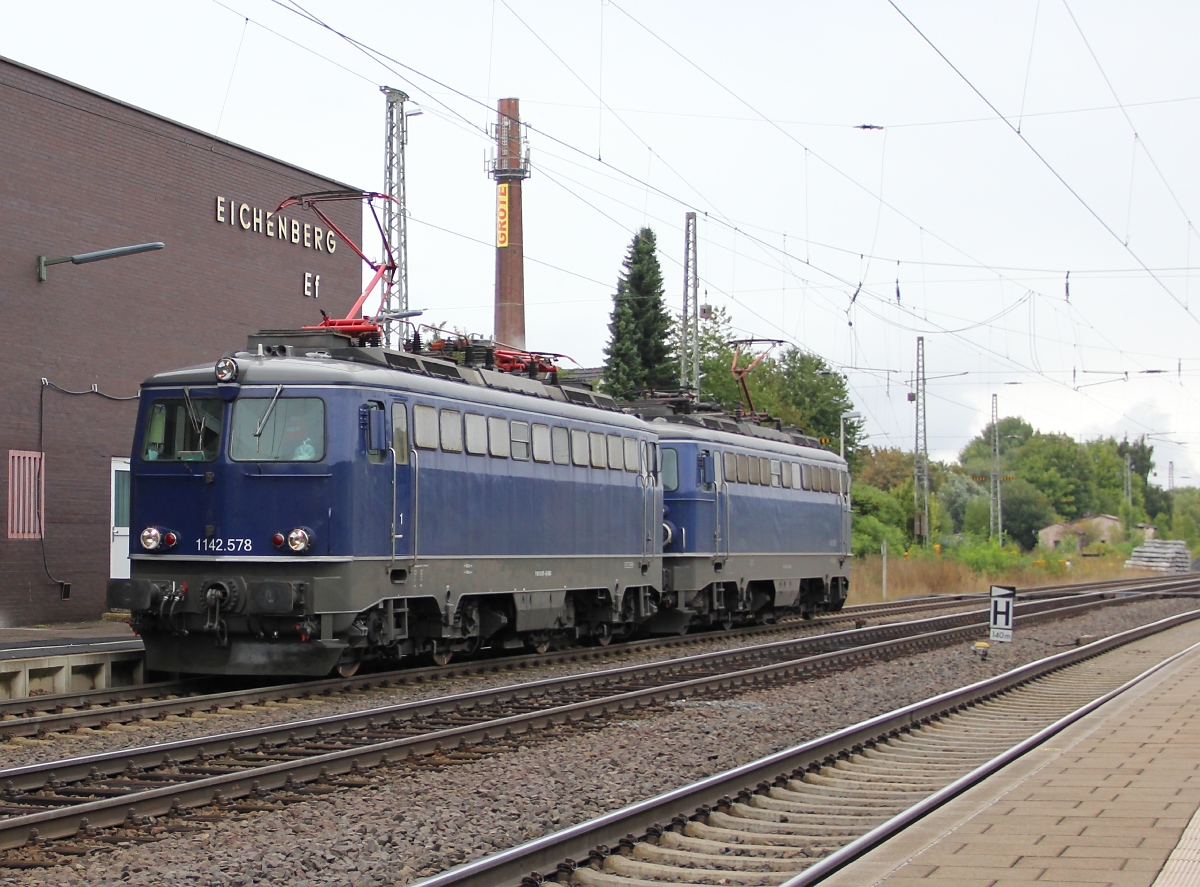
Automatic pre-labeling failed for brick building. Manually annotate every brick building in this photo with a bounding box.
[0,56,363,625]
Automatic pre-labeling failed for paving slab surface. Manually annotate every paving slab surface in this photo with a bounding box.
[0,620,138,659]
[821,630,1200,887]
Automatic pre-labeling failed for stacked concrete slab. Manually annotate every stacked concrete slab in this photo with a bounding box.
[1125,539,1194,573]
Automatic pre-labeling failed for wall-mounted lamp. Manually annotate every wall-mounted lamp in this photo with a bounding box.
[37,241,164,282]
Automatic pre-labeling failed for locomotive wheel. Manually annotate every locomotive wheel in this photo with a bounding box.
[720,613,734,631]
[429,643,454,666]
[592,624,613,646]
[525,634,551,655]
[336,660,361,678]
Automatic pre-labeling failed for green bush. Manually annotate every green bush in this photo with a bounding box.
[944,538,1025,573]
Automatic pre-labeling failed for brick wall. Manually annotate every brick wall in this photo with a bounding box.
[0,57,364,624]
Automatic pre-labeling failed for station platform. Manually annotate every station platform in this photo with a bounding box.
[821,637,1200,887]
[0,619,142,697]
[0,619,137,655]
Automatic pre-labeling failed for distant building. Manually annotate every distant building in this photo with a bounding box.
[0,55,362,625]
[1037,514,1123,551]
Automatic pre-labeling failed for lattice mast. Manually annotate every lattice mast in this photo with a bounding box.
[913,336,930,545]
[679,212,699,391]
[381,87,411,345]
[990,393,1002,540]
[489,98,531,350]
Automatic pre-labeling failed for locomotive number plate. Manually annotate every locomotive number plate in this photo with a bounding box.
[195,538,254,552]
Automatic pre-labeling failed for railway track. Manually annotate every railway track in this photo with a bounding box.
[410,607,1200,887]
[0,586,1176,858]
[0,575,1185,737]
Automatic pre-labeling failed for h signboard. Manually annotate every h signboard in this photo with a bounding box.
[990,585,1017,642]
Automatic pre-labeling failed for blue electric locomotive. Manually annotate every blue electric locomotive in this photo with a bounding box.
[108,328,664,676]
[108,327,851,676]
[655,418,850,630]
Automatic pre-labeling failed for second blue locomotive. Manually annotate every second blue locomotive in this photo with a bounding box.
[108,327,851,676]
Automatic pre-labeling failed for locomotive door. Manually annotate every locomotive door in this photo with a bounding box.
[715,451,731,559]
[390,401,414,559]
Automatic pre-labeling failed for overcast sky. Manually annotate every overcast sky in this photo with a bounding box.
[5,1,1199,486]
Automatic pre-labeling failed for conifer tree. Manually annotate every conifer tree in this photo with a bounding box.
[601,228,675,397]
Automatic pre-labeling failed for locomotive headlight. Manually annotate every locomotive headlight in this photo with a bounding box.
[214,357,239,382]
[140,527,162,551]
[286,528,313,553]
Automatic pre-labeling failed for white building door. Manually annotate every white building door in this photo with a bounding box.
[110,457,131,580]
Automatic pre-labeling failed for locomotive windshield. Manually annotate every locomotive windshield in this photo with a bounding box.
[142,395,223,462]
[230,396,325,462]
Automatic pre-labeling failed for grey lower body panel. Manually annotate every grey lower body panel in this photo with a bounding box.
[666,552,849,605]
[141,634,346,677]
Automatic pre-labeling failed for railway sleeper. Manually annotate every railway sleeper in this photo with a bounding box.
[601,853,790,885]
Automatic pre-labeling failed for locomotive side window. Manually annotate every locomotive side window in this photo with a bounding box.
[230,397,324,462]
[748,456,760,485]
[143,396,223,462]
[511,421,531,461]
[606,435,624,471]
[760,458,772,484]
[781,460,792,488]
[736,453,749,483]
[391,403,409,464]
[820,467,831,492]
[532,424,551,463]
[791,462,802,489]
[661,447,679,492]
[623,437,639,473]
[488,417,510,458]
[464,413,487,455]
[800,464,812,490]
[589,432,607,469]
[365,401,387,464]
[723,452,736,482]
[440,410,463,453]
[413,405,438,450]
[770,460,782,487]
[570,429,589,466]
[552,426,571,465]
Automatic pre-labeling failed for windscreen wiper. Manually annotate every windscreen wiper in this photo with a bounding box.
[254,385,284,438]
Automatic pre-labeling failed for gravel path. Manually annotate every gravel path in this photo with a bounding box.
[3,596,1196,886]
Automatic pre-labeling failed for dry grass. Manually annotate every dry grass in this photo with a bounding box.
[848,553,1155,605]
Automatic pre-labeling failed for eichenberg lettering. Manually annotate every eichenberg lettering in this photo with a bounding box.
[214,197,337,254]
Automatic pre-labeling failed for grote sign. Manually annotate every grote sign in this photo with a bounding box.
[215,196,337,253]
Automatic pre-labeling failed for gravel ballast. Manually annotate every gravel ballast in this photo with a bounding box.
[2,596,1197,886]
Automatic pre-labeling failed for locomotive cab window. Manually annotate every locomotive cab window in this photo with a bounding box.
[365,401,387,463]
[661,447,679,492]
[143,395,223,462]
[391,403,409,464]
[230,397,324,462]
